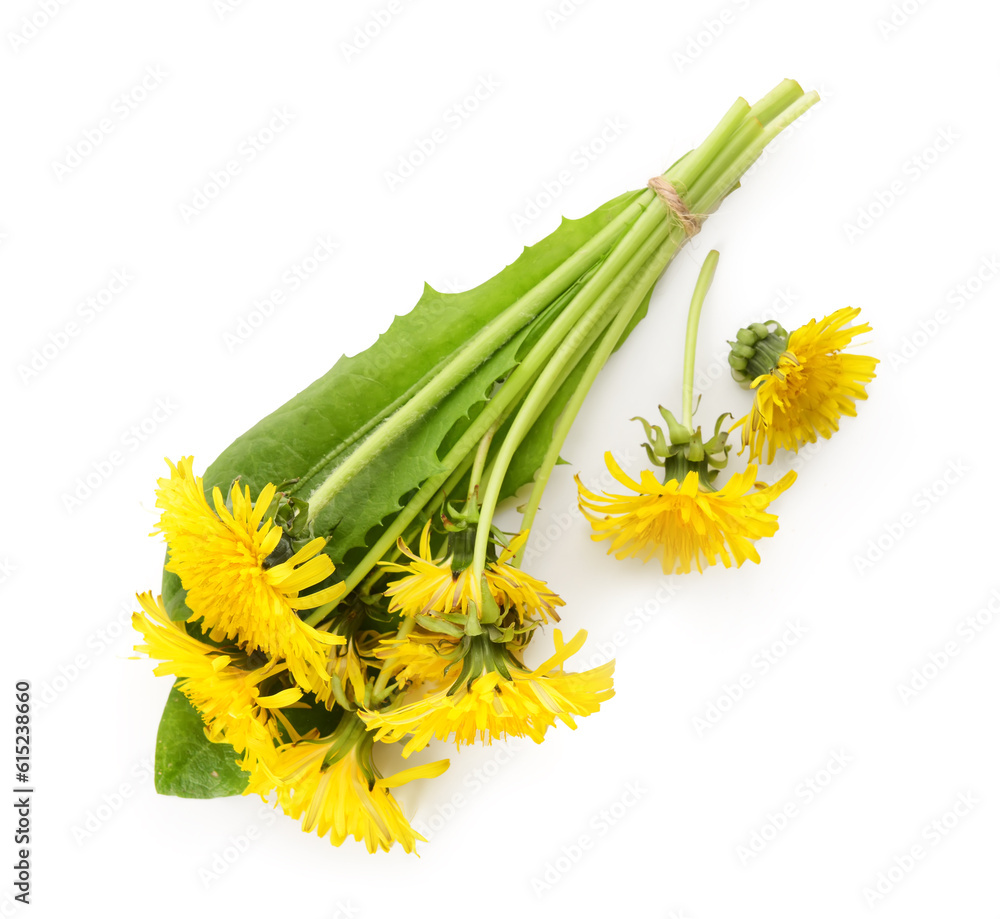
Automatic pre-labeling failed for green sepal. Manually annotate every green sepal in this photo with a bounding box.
[486,623,516,644]
[659,407,693,445]
[657,410,733,490]
[632,415,670,455]
[415,614,465,637]
[464,604,483,636]
[478,586,502,625]
[728,320,789,387]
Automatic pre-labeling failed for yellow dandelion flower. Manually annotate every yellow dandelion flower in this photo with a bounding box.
[738,307,878,463]
[374,631,463,688]
[247,714,448,854]
[380,523,475,616]
[576,454,796,574]
[131,592,302,770]
[154,457,345,691]
[312,630,379,711]
[485,531,563,624]
[381,523,562,623]
[359,630,614,757]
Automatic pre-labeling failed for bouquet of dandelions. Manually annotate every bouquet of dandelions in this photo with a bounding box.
[132,79,877,854]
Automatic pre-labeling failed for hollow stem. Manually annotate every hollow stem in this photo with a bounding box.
[465,421,501,513]
[473,214,682,578]
[681,250,719,430]
[514,229,684,565]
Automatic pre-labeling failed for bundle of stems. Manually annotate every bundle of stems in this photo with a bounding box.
[145,80,819,824]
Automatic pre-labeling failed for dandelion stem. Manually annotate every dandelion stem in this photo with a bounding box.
[465,420,501,513]
[514,230,684,565]
[473,214,680,579]
[681,250,719,430]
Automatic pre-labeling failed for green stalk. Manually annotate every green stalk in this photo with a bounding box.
[681,250,719,430]
[689,91,819,209]
[514,229,685,564]
[684,117,764,208]
[475,233,666,541]
[464,421,501,513]
[471,214,682,577]
[747,78,805,127]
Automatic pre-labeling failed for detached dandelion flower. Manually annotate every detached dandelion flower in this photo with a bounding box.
[577,456,795,574]
[731,308,878,462]
[132,592,301,770]
[359,630,614,757]
[247,713,448,854]
[154,457,345,690]
[577,251,795,573]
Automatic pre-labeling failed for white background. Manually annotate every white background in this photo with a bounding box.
[3,0,999,916]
